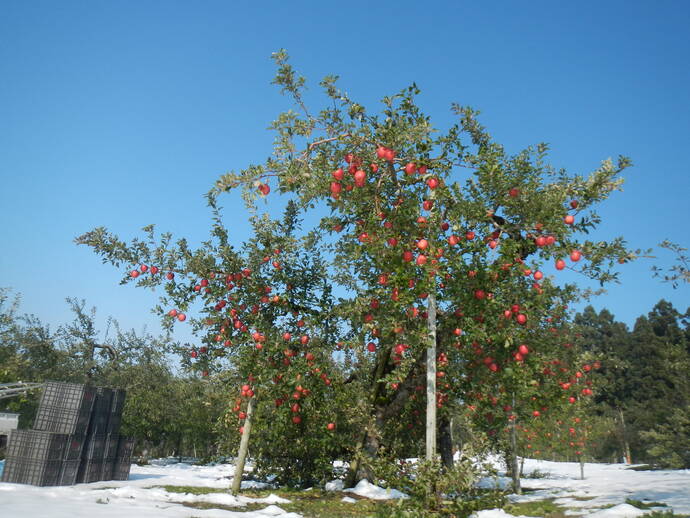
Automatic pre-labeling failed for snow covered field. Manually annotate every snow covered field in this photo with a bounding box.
[503,459,690,516]
[0,458,688,517]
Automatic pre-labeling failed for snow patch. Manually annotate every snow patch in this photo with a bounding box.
[324,479,344,491]
[345,479,408,500]
[471,509,538,518]
[585,503,648,518]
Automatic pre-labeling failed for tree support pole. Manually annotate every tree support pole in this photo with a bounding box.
[231,395,256,495]
[510,392,521,494]
[426,291,437,461]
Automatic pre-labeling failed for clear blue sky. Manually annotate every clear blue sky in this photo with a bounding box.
[1,1,688,344]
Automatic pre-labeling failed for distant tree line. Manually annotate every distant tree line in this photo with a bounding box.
[575,299,690,468]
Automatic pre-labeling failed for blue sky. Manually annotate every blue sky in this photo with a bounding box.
[1,1,688,345]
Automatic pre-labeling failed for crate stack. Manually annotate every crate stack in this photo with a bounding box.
[1,382,135,486]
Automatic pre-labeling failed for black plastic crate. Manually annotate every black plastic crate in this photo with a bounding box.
[76,458,103,483]
[104,434,119,460]
[87,388,114,435]
[111,459,132,481]
[116,436,135,459]
[82,434,106,461]
[58,459,80,486]
[110,389,126,416]
[93,388,113,414]
[33,406,92,435]
[101,459,114,481]
[6,430,68,461]
[63,434,86,461]
[34,383,95,435]
[106,414,122,435]
[1,456,63,486]
[38,382,96,410]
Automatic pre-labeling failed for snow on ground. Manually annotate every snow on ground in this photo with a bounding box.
[473,510,539,518]
[0,459,299,518]
[505,458,690,515]
[1,457,689,517]
[344,478,409,500]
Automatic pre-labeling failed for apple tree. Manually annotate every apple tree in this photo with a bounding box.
[79,49,638,490]
[208,50,636,482]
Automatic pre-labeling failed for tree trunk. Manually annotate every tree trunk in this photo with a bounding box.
[439,415,454,469]
[508,394,521,494]
[345,432,366,488]
[231,396,256,495]
[579,457,585,480]
[426,291,437,461]
[618,407,632,464]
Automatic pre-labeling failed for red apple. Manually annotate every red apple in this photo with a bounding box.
[426,177,439,189]
[330,182,342,196]
[354,170,366,187]
[404,162,416,175]
[332,168,344,180]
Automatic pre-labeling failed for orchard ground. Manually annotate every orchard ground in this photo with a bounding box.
[1,457,688,518]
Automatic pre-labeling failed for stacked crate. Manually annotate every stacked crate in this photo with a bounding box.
[1,382,135,486]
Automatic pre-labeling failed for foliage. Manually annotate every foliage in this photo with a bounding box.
[652,240,690,289]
